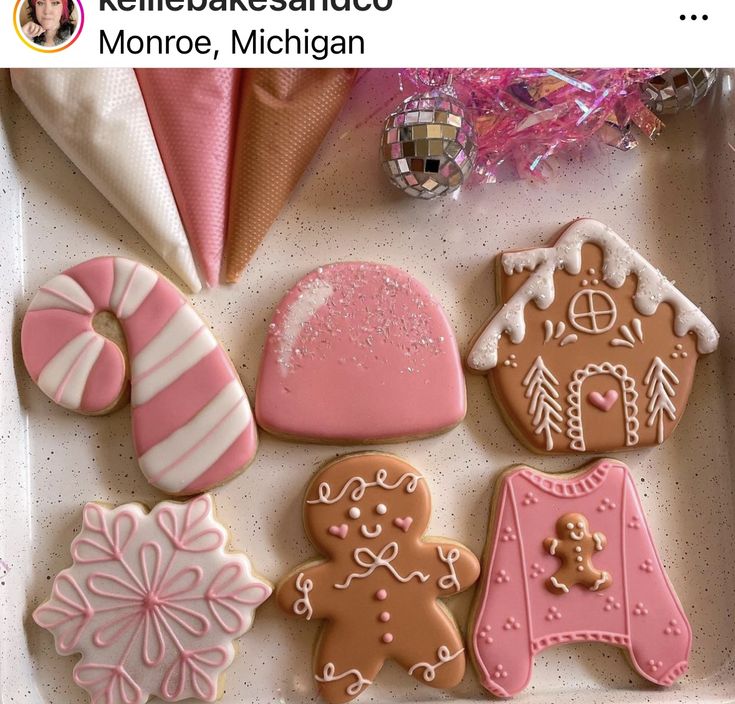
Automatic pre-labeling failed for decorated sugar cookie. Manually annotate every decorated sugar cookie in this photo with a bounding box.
[466,219,718,453]
[470,459,691,697]
[21,257,257,495]
[34,495,271,703]
[256,262,466,443]
[276,453,480,703]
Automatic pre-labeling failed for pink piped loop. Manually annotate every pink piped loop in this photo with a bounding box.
[158,602,209,637]
[83,503,107,533]
[141,610,166,668]
[73,663,142,704]
[33,573,93,653]
[160,565,203,600]
[74,507,140,565]
[92,610,142,649]
[205,563,271,634]
[87,571,144,601]
[111,511,138,556]
[157,498,225,553]
[138,542,162,593]
[161,646,228,701]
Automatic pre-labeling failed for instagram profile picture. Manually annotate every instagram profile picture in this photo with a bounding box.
[14,0,84,52]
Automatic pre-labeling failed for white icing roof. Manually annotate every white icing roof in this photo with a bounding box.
[467,219,719,371]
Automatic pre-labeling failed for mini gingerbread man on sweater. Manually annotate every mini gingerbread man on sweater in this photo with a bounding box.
[543,512,611,593]
[277,453,480,704]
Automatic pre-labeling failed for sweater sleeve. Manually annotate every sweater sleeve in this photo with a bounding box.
[471,472,534,697]
[622,471,691,685]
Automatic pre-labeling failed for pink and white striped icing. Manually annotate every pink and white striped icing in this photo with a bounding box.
[21,257,257,495]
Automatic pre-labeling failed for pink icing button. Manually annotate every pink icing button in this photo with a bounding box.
[255,262,466,443]
[382,633,394,644]
[375,589,388,601]
[379,611,391,622]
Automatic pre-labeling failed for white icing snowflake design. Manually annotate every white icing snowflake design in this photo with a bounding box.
[34,495,271,703]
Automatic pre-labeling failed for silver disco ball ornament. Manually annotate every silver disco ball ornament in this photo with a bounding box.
[643,68,718,115]
[380,90,477,199]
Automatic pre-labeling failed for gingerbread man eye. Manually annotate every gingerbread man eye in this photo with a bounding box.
[375,504,387,515]
[577,521,584,529]
[348,507,361,520]
[566,522,575,530]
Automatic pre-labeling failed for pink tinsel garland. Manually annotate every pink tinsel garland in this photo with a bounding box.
[403,69,665,181]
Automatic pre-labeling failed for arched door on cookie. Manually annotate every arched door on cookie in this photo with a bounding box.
[567,363,639,452]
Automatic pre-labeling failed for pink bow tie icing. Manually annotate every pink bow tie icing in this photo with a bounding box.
[587,389,619,411]
[255,262,466,443]
[471,459,691,697]
[21,256,257,495]
[33,495,271,704]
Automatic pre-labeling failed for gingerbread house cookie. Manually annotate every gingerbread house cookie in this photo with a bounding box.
[467,219,719,453]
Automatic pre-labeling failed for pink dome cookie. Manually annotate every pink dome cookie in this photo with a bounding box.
[255,262,466,443]
[21,256,257,495]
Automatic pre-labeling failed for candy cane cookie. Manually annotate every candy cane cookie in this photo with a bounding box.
[21,256,257,495]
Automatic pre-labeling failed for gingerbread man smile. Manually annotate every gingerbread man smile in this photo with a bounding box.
[360,524,382,538]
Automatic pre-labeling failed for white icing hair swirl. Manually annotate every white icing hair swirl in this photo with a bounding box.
[307,468,422,505]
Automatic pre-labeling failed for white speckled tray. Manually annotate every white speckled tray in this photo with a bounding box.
[1,67,734,704]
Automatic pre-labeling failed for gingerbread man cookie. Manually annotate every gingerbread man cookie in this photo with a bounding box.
[543,512,611,594]
[276,453,480,703]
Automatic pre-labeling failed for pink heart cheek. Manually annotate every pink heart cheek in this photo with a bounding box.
[328,524,348,539]
[393,517,413,533]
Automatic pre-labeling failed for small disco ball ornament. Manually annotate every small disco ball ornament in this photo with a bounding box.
[643,68,718,115]
[380,90,477,199]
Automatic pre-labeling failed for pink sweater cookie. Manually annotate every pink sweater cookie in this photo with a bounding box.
[471,460,691,696]
[21,257,257,495]
[255,262,466,443]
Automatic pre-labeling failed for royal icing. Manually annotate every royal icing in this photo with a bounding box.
[21,257,257,495]
[255,262,466,443]
[33,495,271,704]
[542,513,611,594]
[471,460,691,697]
[466,220,717,453]
[276,453,480,703]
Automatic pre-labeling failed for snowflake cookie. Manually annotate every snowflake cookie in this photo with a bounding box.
[34,495,271,703]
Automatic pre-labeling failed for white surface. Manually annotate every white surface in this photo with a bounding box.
[1,67,734,703]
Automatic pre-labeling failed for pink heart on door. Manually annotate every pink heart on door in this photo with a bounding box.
[328,524,348,539]
[587,390,619,412]
[393,516,413,532]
